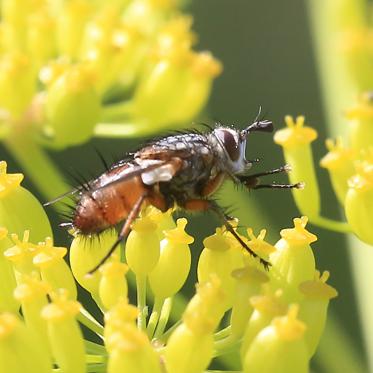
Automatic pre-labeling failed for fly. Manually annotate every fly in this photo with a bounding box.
[46,117,302,273]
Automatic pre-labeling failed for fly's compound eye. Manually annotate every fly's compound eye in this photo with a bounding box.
[221,130,240,161]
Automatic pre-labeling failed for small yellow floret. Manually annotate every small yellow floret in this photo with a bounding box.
[246,228,276,257]
[41,289,81,321]
[33,237,67,268]
[191,51,223,77]
[13,274,50,302]
[299,271,338,299]
[164,218,194,245]
[0,313,18,339]
[320,138,355,170]
[100,260,128,277]
[280,216,317,245]
[250,289,287,315]
[272,304,306,341]
[4,231,37,262]
[203,227,230,251]
[346,91,373,120]
[105,298,139,326]
[231,264,269,284]
[131,215,157,232]
[0,226,8,239]
[348,149,373,190]
[0,161,24,197]
[108,324,149,352]
[274,115,318,148]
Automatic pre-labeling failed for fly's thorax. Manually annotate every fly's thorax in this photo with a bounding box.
[209,127,252,175]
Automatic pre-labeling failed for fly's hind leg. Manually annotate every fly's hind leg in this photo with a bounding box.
[182,199,270,270]
[88,193,148,274]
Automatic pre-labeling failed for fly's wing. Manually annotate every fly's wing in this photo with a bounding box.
[45,157,184,206]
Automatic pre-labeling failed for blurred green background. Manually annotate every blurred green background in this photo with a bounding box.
[0,0,367,371]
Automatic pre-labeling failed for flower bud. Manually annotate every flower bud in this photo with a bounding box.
[99,258,129,310]
[4,231,40,283]
[70,229,118,297]
[230,263,269,339]
[320,138,356,204]
[13,274,52,361]
[274,116,320,217]
[182,275,226,335]
[0,52,35,118]
[346,92,373,151]
[299,271,338,357]
[197,227,243,311]
[107,324,162,373]
[0,313,51,373]
[33,237,77,299]
[41,289,85,373]
[345,151,373,244]
[243,305,309,373]
[56,0,94,59]
[27,10,56,68]
[270,217,317,302]
[165,324,214,373]
[0,227,19,312]
[149,218,193,299]
[0,161,53,241]
[125,215,160,276]
[44,64,101,148]
[240,289,287,360]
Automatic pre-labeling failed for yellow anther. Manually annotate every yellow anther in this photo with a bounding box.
[164,218,194,245]
[246,228,276,256]
[349,149,373,190]
[191,51,223,77]
[13,274,50,301]
[274,115,318,148]
[280,216,317,245]
[202,227,230,251]
[42,289,81,321]
[273,304,306,341]
[320,138,356,170]
[33,237,67,267]
[5,231,36,262]
[299,270,338,299]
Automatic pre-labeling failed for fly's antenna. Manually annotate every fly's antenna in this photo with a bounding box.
[241,107,273,138]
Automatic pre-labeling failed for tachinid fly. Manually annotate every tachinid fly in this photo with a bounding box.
[46,117,302,273]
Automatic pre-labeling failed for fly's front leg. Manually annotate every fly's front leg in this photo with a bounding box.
[239,164,304,190]
[182,198,270,270]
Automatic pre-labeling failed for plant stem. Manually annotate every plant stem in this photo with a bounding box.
[77,308,104,338]
[85,340,106,355]
[4,132,68,201]
[147,297,164,339]
[154,297,172,339]
[309,215,351,233]
[136,274,147,331]
[214,325,232,340]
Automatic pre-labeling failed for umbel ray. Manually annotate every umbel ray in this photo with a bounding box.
[45,116,302,273]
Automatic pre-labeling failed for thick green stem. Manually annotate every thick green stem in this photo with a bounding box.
[154,297,172,339]
[77,308,104,338]
[308,0,370,371]
[147,297,164,339]
[136,274,147,331]
[4,132,68,200]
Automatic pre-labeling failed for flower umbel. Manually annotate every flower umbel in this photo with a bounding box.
[0,165,337,372]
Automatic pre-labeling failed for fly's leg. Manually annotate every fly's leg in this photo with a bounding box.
[182,199,270,270]
[239,165,303,190]
[88,193,148,274]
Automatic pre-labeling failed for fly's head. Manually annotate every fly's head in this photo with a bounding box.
[212,119,273,174]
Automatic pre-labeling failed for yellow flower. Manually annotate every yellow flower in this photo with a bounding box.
[274,116,320,217]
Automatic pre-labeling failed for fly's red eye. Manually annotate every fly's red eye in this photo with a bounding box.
[222,130,240,161]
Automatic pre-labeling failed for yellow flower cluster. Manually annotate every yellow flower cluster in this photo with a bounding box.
[0,161,337,372]
[275,109,373,244]
[0,0,222,148]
